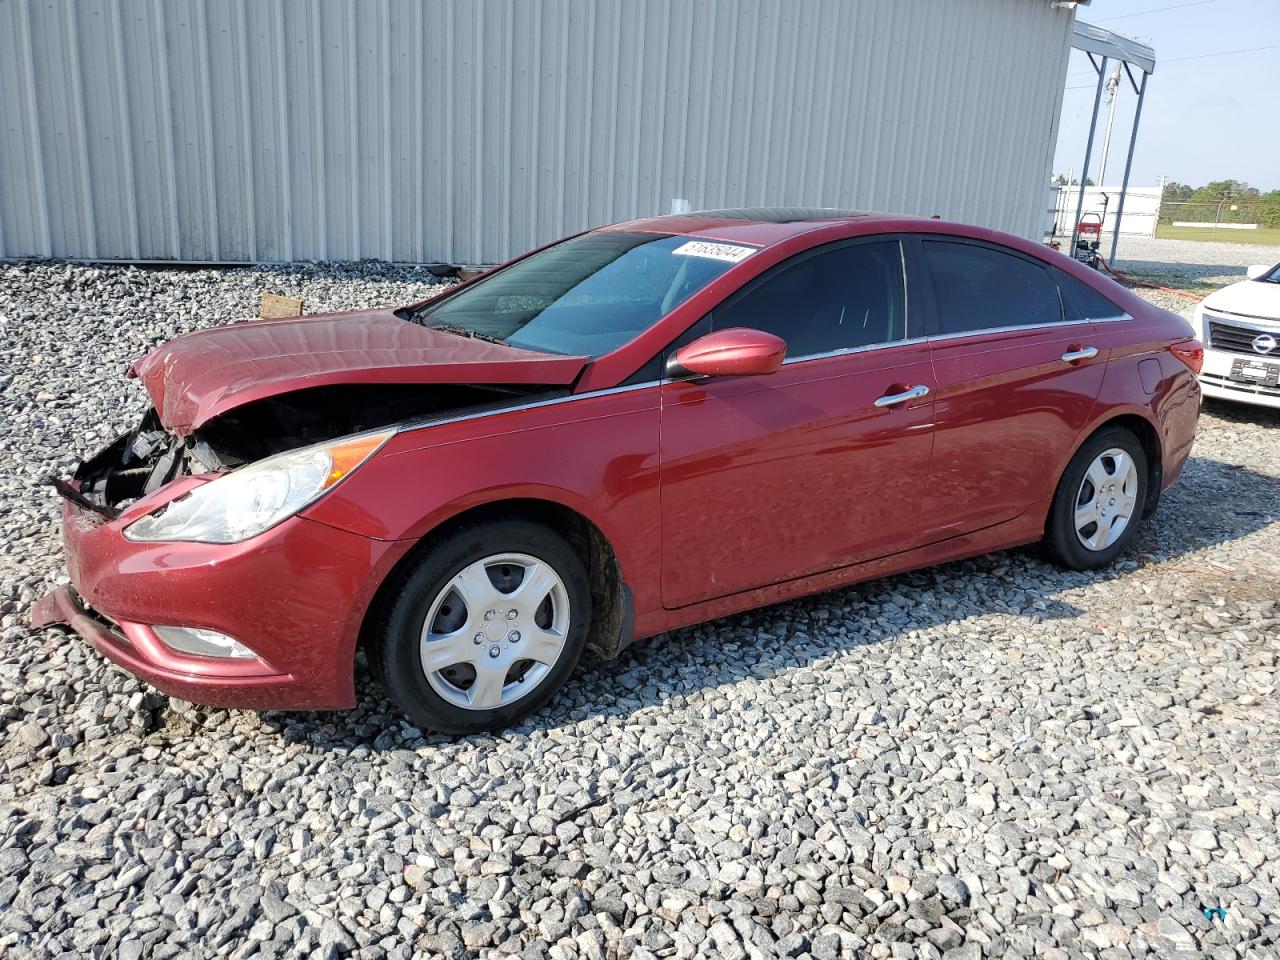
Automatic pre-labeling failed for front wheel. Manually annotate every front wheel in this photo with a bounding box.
[1043,427,1148,571]
[371,519,591,734]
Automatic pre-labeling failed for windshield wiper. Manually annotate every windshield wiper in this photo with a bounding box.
[421,322,508,345]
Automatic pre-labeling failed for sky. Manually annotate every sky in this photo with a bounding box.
[1052,0,1279,191]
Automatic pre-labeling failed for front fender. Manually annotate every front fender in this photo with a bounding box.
[301,390,662,611]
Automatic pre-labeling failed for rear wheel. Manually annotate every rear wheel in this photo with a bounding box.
[371,519,591,734]
[1043,427,1148,571]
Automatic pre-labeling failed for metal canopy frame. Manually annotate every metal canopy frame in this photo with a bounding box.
[1068,20,1156,262]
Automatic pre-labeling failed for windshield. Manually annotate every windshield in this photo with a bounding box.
[411,231,751,356]
[1257,263,1280,283]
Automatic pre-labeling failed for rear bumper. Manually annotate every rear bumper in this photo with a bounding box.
[1199,377,1280,409]
[1198,346,1280,409]
[31,499,412,711]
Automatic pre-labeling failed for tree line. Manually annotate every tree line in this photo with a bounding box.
[1159,180,1280,227]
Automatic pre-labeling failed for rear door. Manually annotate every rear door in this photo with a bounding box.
[915,237,1108,544]
[659,237,936,609]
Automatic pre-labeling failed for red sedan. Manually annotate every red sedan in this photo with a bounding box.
[33,209,1203,733]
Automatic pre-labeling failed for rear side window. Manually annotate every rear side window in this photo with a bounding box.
[1055,269,1125,321]
[922,240,1062,336]
[710,240,906,357]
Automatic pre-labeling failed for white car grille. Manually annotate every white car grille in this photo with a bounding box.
[1205,316,1280,357]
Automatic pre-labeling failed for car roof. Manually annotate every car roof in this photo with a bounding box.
[599,207,928,247]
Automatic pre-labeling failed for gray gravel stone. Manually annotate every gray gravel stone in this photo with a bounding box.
[936,876,970,906]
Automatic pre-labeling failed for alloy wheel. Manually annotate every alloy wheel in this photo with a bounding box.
[1074,447,1139,551]
[419,552,570,710]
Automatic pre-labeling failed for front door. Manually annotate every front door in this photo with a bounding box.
[659,238,936,609]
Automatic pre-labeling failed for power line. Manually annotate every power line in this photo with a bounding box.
[1063,43,1280,88]
[1095,0,1214,22]
[1163,43,1280,64]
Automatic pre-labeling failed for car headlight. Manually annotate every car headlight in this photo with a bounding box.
[125,430,394,544]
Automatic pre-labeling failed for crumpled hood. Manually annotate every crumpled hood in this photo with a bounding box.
[128,307,587,434]
[1202,278,1280,322]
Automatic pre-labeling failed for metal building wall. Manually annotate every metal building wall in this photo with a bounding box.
[0,0,1074,265]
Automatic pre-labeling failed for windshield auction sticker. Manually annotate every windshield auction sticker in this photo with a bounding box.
[672,240,756,263]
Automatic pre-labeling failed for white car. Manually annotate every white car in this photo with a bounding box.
[1193,261,1280,409]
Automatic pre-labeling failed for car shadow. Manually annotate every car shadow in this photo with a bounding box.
[1202,396,1280,429]
[255,455,1280,750]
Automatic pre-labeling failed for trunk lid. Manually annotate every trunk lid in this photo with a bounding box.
[128,308,587,434]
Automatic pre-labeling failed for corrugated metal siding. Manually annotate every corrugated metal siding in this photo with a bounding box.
[0,0,1074,264]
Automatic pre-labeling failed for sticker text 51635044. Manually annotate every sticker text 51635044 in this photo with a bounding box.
[671,240,757,263]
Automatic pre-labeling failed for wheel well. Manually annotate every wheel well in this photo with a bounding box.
[1084,414,1164,518]
[358,499,630,667]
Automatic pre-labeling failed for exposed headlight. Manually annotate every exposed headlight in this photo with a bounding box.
[125,430,393,544]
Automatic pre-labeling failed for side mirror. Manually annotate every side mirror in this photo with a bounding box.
[669,327,787,378]
[1246,264,1270,280]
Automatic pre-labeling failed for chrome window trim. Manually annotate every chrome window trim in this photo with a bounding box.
[899,239,911,339]
[400,379,662,436]
[924,312,1131,344]
[927,317,1090,343]
[781,336,928,365]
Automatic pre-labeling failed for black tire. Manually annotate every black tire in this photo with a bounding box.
[1043,426,1149,571]
[370,518,591,734]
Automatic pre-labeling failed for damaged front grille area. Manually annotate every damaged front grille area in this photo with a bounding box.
[58,382,561,516]
[68,410,200,517]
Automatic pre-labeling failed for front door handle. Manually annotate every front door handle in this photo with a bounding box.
[874,384,930,408]
[1061,346,1099,364]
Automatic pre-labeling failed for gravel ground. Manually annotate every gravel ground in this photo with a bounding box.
[2,259,1279,960]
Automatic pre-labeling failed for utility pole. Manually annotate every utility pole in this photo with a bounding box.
[1097,61,1122,187]
[1156,174,1168,238]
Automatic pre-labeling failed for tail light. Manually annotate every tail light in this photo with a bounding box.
[1169,339,1204,375]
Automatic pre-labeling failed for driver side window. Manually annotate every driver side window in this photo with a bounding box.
[710,240,907,358]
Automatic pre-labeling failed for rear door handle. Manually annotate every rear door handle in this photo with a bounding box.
[1061,346,1099,363]
[874,384,930,408]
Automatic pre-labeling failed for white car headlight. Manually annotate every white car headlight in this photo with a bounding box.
[125,430,394,544]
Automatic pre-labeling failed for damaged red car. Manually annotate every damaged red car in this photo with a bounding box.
[33,209,1202,734]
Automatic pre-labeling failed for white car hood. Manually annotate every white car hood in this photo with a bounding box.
[1202,279,1280,321]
